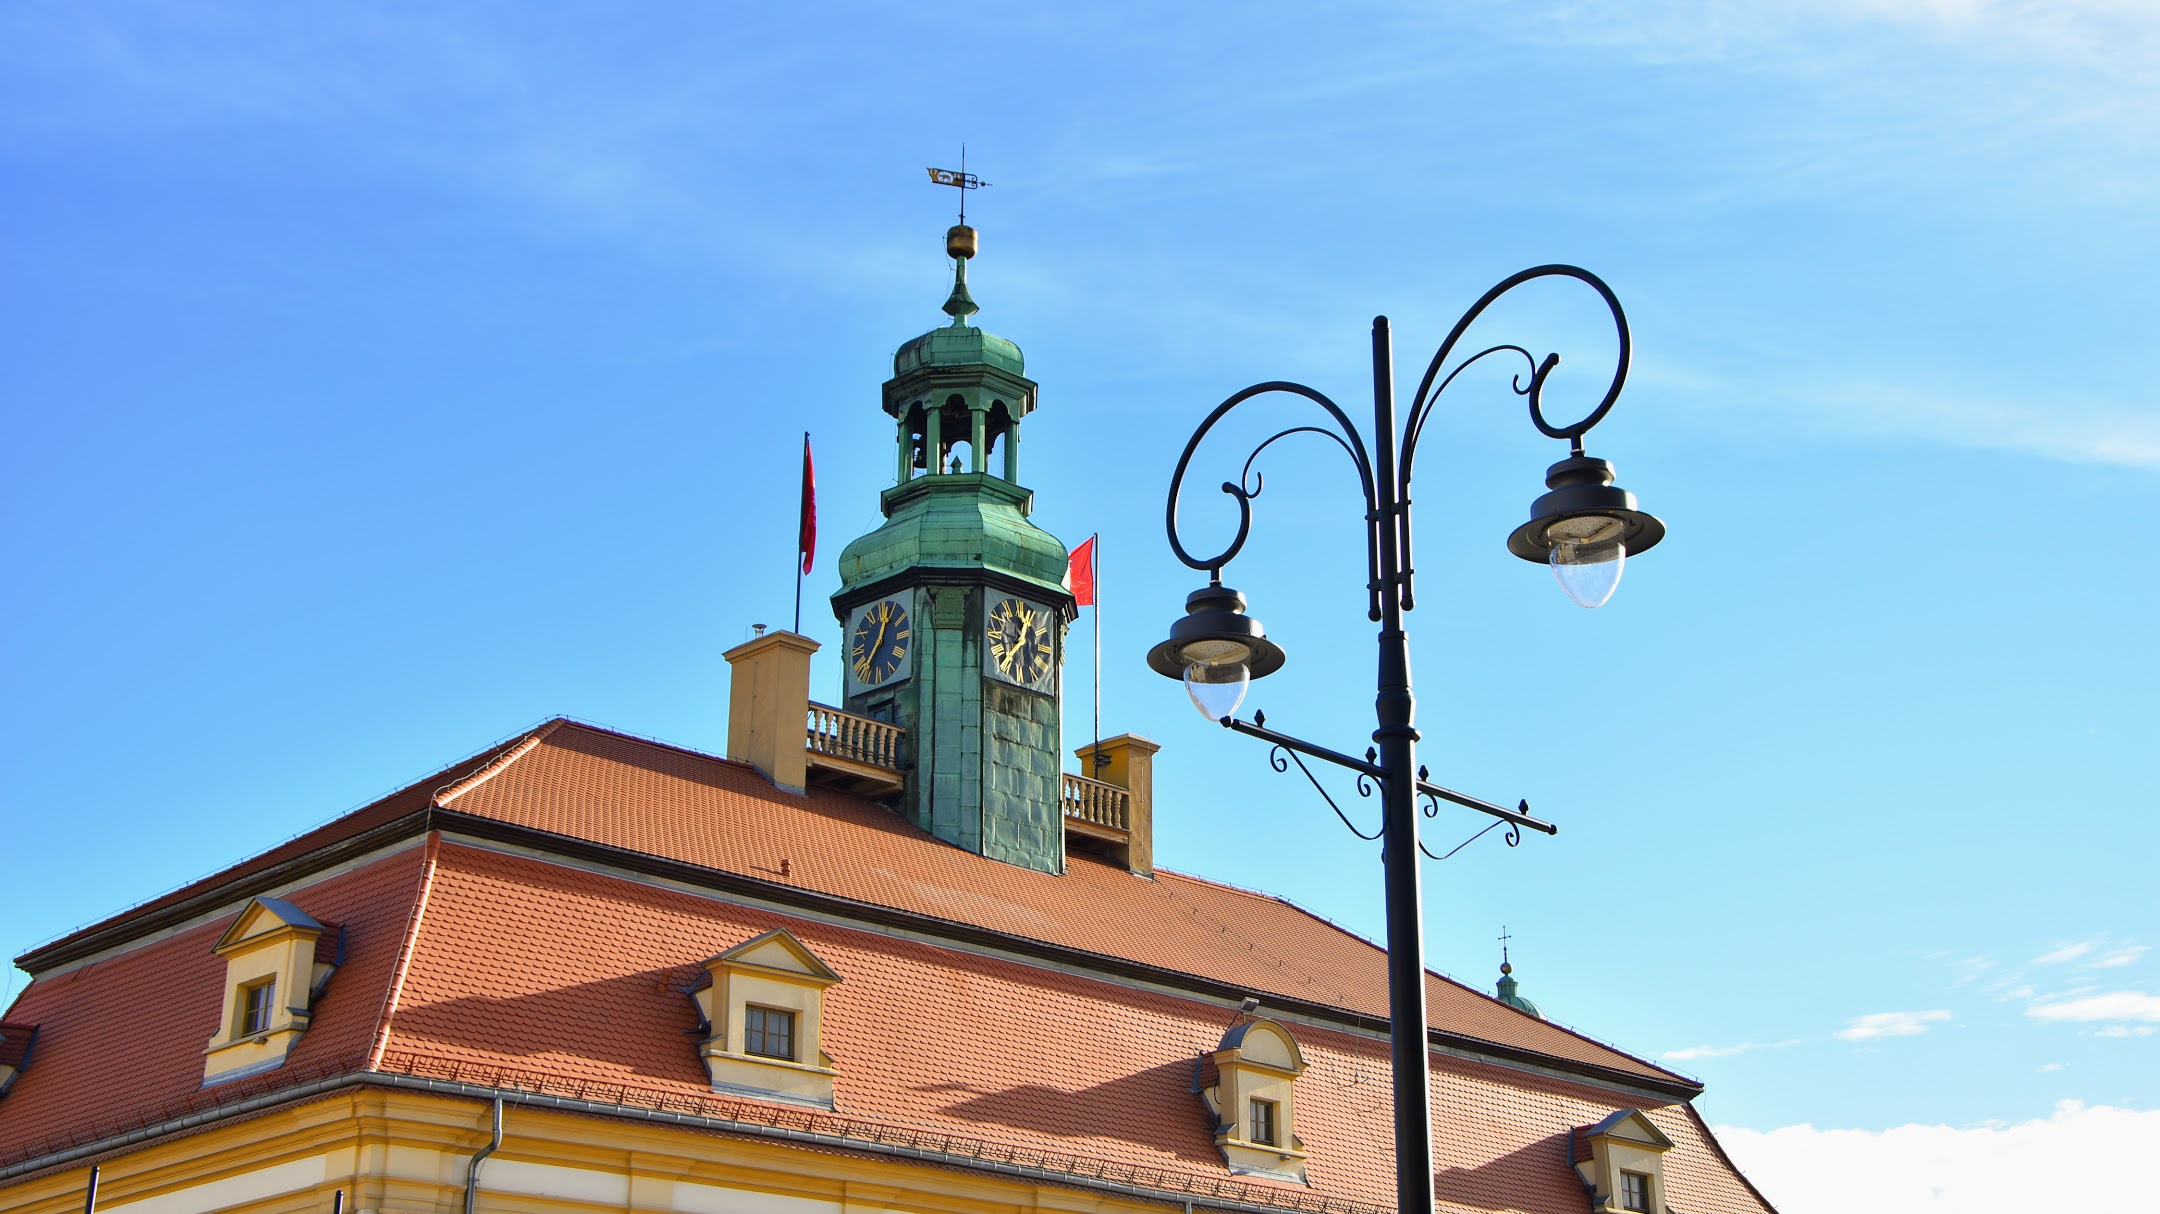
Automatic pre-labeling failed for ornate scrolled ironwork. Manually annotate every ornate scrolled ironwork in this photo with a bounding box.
[1268,743,1383,841]
[1394,265,1631,610]
[1165,267,1630,620]
[1165,381,1383,619]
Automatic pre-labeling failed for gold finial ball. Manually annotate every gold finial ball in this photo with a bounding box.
[947,224,978,260]
[1499,962,1513,975]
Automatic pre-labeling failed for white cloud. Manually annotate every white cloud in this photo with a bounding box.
[2032,935,2148,970]
[1660,1038,1804,1061]
[2035,940,2095,965]
[2025,991,2160,1023]
[1716,1101,2158,1214]
[2038,1062,2064,1072]
[2095,945,2149,969]
[2095,1026,2154,1038]
[1836,1009,1952,1040]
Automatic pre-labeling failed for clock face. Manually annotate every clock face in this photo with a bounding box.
[848,599,912,687]
[984,596,1055,689]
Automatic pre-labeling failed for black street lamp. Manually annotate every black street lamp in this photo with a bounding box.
[1148,265,1662,1214]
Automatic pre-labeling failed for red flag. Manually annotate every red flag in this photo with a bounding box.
[1067,536,1096,607]
[798,435,816,574]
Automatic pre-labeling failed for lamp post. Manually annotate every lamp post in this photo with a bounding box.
[1148,265,1662,1214]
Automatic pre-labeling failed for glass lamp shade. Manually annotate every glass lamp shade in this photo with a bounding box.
[1183,652,1251,720]
[1147,583,1286,708]
[1546,514,1626,608]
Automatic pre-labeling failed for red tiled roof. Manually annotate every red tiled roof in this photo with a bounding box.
[12,720,1686,1087]
[419,722,1686,1086]
[0,1024,34,1072]
[0,847,430,1166]
[0,837,1770,1213]
[376,843,1772,1214]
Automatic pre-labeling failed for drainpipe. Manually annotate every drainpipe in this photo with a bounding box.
[462,1097,503,1214]
[82,1165,99,1214]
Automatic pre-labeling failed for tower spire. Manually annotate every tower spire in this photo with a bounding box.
[928,157,988,326]
[942,224,979,324]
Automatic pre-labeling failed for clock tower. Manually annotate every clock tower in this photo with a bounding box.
[830,223,1074,874]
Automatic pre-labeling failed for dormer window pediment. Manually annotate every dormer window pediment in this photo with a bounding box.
[690,928,842,1109]
[203,896,341,1086]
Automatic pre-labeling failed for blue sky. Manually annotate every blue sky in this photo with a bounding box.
[3,3,2154,1206]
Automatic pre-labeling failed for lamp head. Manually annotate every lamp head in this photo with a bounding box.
[1147,582,1288,720]
[1506,454,1665,609]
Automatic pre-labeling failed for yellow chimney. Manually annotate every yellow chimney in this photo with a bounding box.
[722,630,820,794]
[1073,734,1161,876]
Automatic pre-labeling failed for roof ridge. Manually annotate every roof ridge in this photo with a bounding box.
[432,721,561,806]
[11,724,550,970]
[539,715,751,770]
[365,834,442,1072]
[1683,1099,1784,1214]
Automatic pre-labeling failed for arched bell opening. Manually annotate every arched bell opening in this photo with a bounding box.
[893,395,1024,483]
[985,400,1019,482]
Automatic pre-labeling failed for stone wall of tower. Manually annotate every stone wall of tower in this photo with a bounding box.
[981,680,1063,870]
[919,585,982,853]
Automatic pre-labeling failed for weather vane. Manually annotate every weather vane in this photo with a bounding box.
[926,145,988,224]
[1498,925,1513,968]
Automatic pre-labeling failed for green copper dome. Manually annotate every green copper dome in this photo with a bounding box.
[893,320,1025,378]
[836,474,1068,597]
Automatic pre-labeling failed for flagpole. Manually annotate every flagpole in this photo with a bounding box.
[1092,532,1102,767]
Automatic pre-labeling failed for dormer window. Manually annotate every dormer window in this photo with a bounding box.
[202,896,340,1086]
[1199,1018,1308,1181]
[689,928,842,1108]
[1572,1109,1676,1213]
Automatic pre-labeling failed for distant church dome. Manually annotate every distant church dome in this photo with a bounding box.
[1496,960,1543,1020]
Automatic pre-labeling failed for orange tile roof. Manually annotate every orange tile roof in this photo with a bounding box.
[377,842,1771,1214]
[0,719,1767,1211]
[418,722,1687,1087]
[0,847,428,1167]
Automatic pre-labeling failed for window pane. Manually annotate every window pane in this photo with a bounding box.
[1621,1172,1650,1212]
[242,979,275,1035]
[746,1007,795,1060]
[1250,1098,1277,1145]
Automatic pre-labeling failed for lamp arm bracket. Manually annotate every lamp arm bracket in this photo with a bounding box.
[1413,776,1558,836]
[1165,381,1381,617]
[1223,715,1385,780]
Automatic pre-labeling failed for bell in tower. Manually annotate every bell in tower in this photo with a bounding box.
[830,222,1075,874]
